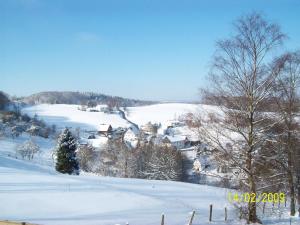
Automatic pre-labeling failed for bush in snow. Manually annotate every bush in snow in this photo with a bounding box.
[16,139,40,160]
[55,128,79,175]
[77,144,95,172]
[1,111,19,124]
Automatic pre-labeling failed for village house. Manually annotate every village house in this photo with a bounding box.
[123,127,139,149]
[140,122,159,134]
[98,124,113,137]
[166,120,185,129]
[162,135,190,149]
[113,127,126,138]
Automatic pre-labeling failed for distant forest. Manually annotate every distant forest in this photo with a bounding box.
[15,91,156,107]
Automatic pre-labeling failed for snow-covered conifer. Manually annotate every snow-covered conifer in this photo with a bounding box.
[55,128,79,175]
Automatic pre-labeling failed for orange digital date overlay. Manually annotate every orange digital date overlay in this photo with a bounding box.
[228,192,285,203]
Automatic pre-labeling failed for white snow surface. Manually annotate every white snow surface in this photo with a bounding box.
[22,104,130,131]
[127,103,199,126]
[0,153,236,225]
[0,151,296,225]
[127,103,222,126]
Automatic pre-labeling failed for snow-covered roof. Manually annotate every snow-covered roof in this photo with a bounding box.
[124,128,139,149]
[163,135,188,143]
[98,124,112,132]
[88,136,108,149]
[165,120,184,127]
[128,125,139,135]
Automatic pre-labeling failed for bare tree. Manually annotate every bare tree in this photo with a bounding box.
[77,144,95,172]
[107,98,119,113]
[115,139,133,178]
[196,12,286,223]
[97,139,134,177]
[138,144,183,181]
[272,51,300,216]
[16,139,40,160]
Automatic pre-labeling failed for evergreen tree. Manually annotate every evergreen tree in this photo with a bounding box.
[55,128,79,175]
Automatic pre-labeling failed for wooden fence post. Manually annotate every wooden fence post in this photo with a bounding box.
[188,210,195,225]
[209,204,213,222]
[239,207,242,220]
[161,214,165,225]
[225,207,227,221]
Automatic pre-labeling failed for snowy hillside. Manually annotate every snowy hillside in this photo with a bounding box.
[22,104,130,131]
[0,147,296,225]
[127,103,198,125]
[22,103,220,131]
[0,153,237,225]
[127,103,220,126]
[18,103,251,186]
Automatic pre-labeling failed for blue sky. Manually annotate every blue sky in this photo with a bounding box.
[1,0,300,101]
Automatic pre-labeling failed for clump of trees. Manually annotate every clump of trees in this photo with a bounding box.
[76,138,183,181]
[1,110,56,139]
[191,12,300,223]
[55,128,79,175]
[56,129,182,181]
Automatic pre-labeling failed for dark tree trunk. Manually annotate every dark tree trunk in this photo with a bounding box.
[287,131,296,216]
[248,175,258,223]
[297,175,300,217]
[288,169,296,216]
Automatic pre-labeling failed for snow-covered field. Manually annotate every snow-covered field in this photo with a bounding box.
[127,103,198,126]
[21,103,220,131]
[22,104,130,131]
[0,139,298,225]
[0,145,296,225]
[0,150,237,225]
[127,103,221,127]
